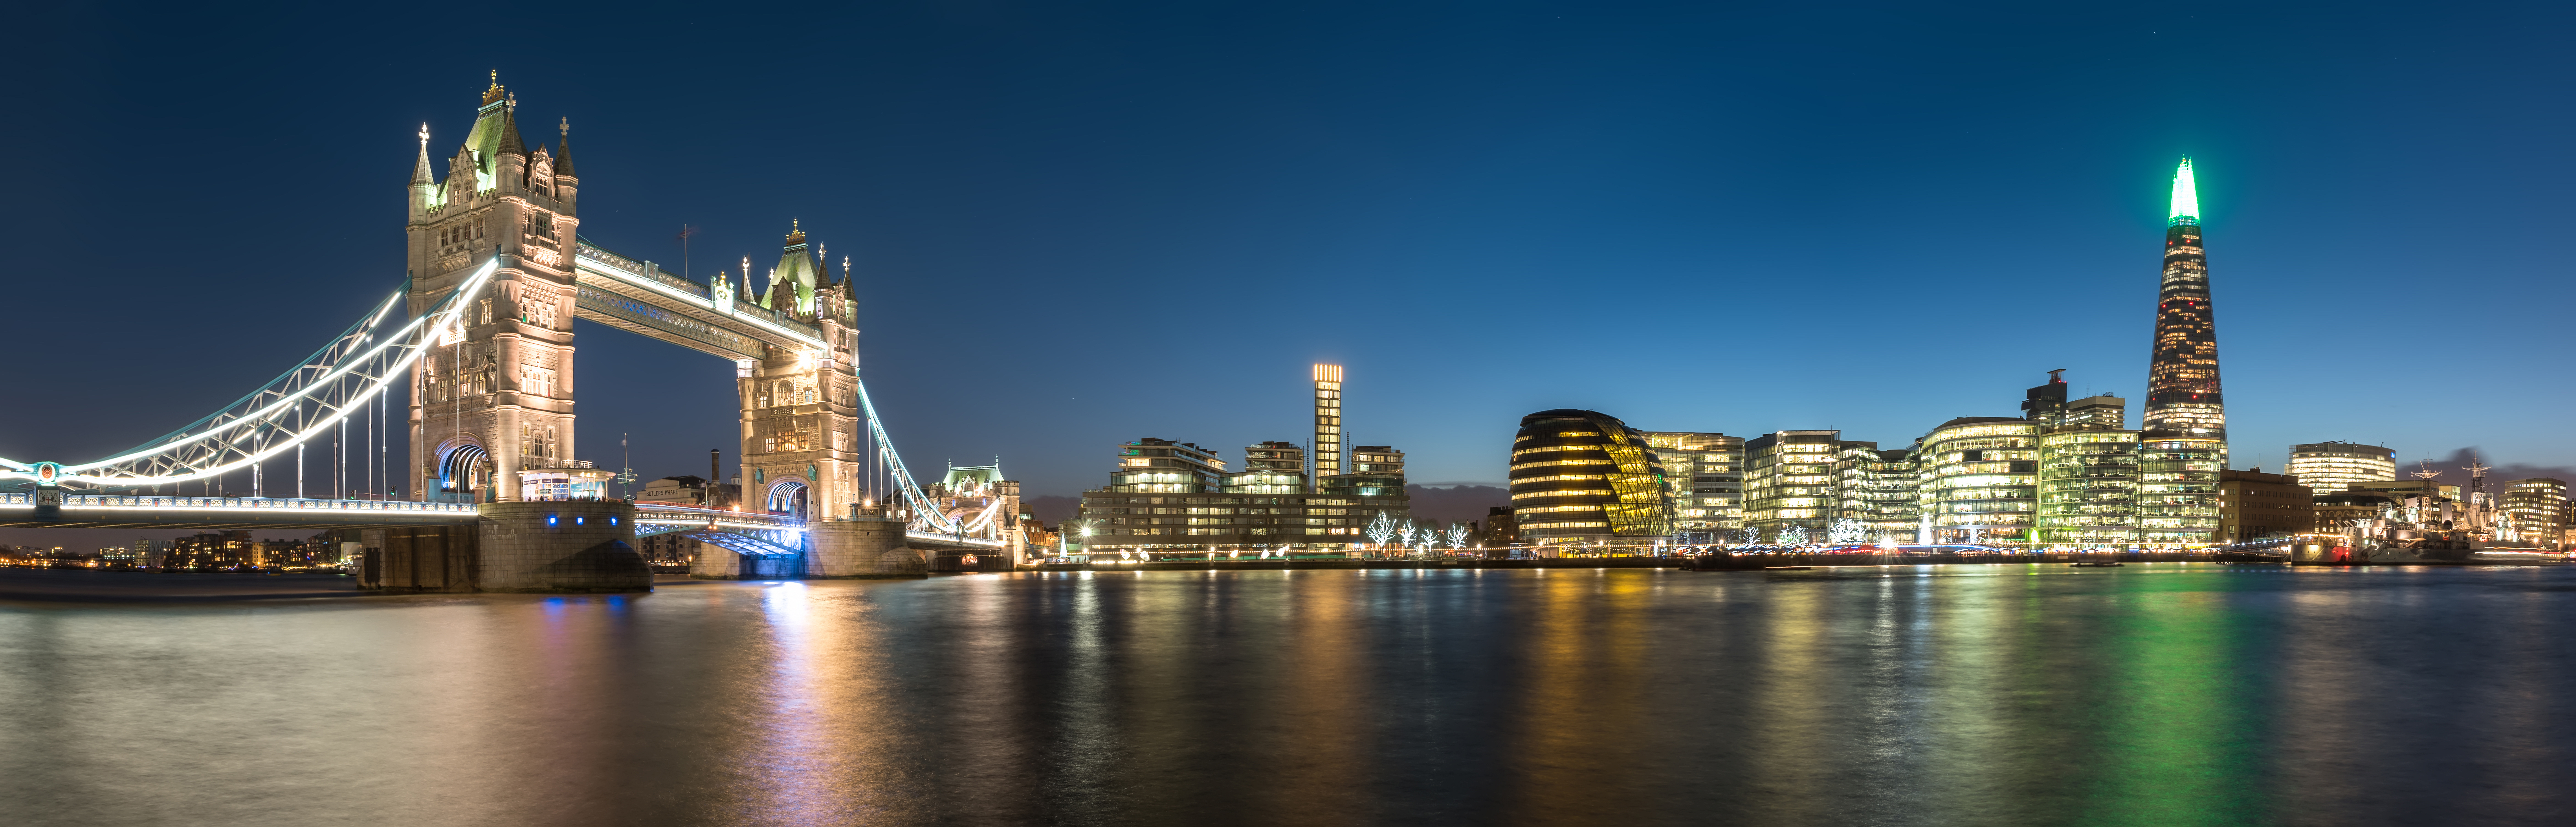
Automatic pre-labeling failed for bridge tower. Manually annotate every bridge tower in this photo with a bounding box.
[406,74,582,504]
[734,224,864,525]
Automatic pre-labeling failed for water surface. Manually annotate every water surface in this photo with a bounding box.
[2,564,2569,826]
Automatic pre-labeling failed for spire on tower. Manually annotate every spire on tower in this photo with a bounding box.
[552,118,575,177]
[2168,157,2199,227]
[411,123,435,186]
[496,107,527,157]
[483,70,504,105]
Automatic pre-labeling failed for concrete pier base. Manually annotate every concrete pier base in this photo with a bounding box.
[808,518,924,578]
[474,501,650,593]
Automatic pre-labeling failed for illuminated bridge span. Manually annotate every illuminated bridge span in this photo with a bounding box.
[0,77,1026,589]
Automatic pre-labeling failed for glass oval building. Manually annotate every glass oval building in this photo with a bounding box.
[1509,409,1672,551]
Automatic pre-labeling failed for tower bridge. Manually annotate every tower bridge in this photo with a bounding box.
[0,76,1024,590]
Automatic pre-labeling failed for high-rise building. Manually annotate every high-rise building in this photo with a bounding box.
[1642,432,1744,536]
[1741,430,1841,541]
[2140,158,2229,544]
[1509,409,1672,550]
[1837,444,1919,538]
[1918,418,2042,544]
[1311,364,1343,487]
[2024,372,2142,546]
[2499,479,2567,546]
[2286,442,2397,494]
[2065,395,2127,430]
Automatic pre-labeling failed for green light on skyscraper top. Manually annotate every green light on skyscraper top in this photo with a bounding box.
[2169,157,2200,227]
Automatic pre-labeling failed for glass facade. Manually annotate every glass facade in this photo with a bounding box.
[1643,431,1743,537]
[2285,442,2396,494]
[1742,430,1840,540]
[1837,445,1919,537]
[1509,409,1672,547]
[2035,430,2140,545]
[2137,437,2226,544]
[2499,479,2566,546]
[1916,418,2040,544]
[2140,158,2228,543]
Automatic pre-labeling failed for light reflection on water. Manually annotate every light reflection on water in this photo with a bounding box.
[1,565,2572,826]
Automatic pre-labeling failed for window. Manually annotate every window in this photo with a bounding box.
[519,365,555,398]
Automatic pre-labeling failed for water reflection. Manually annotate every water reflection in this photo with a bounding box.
[2,566,2574,826]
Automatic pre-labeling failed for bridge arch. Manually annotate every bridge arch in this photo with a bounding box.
[765,479,810,520]
[437,442,492,503]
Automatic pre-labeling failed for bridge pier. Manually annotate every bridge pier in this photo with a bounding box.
[475,501,650,593]
[807,517,925,578]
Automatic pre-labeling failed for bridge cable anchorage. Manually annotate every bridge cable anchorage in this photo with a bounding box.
[0,258,503,488]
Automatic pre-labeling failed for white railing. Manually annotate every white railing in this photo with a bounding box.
[0,492,476,516]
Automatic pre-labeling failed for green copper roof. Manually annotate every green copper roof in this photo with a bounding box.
[2168,157,2199,227]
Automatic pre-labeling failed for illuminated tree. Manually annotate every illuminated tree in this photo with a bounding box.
[1445,523,1470,548]
[1778,526,1810,546]
[1366,510,1399,547]
[1827,519,1866,545]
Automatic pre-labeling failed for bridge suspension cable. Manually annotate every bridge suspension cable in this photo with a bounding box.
[0,258,502,488]
[852,377,967,535]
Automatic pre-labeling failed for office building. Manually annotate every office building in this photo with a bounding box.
[2286,442,2397,494]
[2022,373,2142,546]
[2140,158,2229,543]
[1509,409,1673,549]
[1741,430,1841,541]
[2217,469,2313,542]
[1918,418,2042,544]
[2064,395,2127,430]
[1642,431,1744,536]
[2500,479,2567,546]
[1837,444,1918,538]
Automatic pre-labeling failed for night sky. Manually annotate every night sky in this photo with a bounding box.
[4,2,2571,546]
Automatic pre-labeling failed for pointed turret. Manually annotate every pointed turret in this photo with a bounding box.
[770,220,823,315]
[496,106,527,158]
[2168,157,2200,227]
[410,123,435,186]
[409,123,439,218]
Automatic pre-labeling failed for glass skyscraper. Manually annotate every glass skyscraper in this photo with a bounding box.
[2140,158,2228,544]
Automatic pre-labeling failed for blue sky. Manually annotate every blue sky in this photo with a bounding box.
[2,1,2570,534]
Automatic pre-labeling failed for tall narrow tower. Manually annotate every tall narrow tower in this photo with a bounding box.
[1311,364,1343,487]
[406,75,583,503]
[2138,158,2228,543]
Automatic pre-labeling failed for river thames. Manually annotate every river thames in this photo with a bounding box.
[2,564,2569,826]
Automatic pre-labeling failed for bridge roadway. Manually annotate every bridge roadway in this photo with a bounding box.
[0,492,999,553]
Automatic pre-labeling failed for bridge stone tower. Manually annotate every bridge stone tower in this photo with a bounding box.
[405,75,582,504]
[734,224,864,524]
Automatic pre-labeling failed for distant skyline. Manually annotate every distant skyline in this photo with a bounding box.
[5,2,2574,548]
